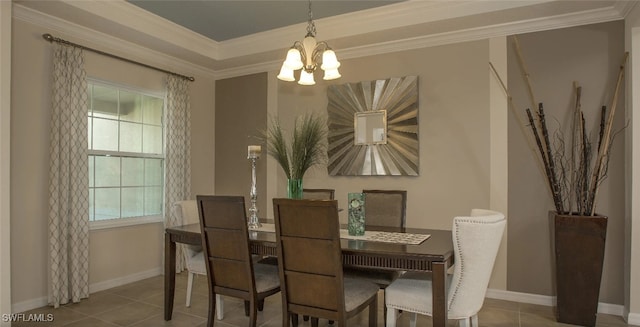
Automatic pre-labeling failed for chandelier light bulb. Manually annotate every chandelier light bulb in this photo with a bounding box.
[323,68,341,80]
[321,50,340,70]
[283,48,303,70]
[277,65,295,81]
[298,70,316,85]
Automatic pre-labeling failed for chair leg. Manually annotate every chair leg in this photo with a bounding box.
[248,301,258,327]
[459,317,471,327]
[215,294,224,320]
[186,271,194,307]
[291,313,299,326]
[369,295,378,327]
[258,299,264,311]
[471,314,478,327]
[409,312,417,327]
[303,315,309,321]
[311,317,319,327]
[244,300,250,316]
[386,308,398,327]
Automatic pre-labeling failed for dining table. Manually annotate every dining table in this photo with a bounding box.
[164,222,454,326]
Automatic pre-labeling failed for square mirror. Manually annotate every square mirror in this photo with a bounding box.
[355,110,387,145]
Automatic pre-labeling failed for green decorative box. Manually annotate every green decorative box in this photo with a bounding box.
[348,193,366,236]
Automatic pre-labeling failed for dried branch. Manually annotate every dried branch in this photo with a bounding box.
[587,52,628,215]
[537,104,564,213]
[597,106,606,154]
[489,61,548,185]
[513,36,537,112]
[569,82,582,214]
[526,108,563,212]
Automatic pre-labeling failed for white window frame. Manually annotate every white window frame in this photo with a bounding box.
[87,78,165,230]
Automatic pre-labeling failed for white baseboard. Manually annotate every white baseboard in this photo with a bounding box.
[626,311,640,326]
[12,296,48,315]
[89,267,162,293]
[12,267,162,314]
[486,288,625,317]
[486,288,555,307]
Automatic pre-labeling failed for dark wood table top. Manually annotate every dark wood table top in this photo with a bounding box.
[166,223,454,267]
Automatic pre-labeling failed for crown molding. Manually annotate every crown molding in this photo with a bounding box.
[12,4,217,80]
[215,2,627,81]
[220,0,555,59]
[215,60,282,81]
[59,0,221,59]
[615,0,640,18]
[340,3,627,61]
[12,1,629,81]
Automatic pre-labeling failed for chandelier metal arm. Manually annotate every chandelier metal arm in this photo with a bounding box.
[311,41,331,63]
[290,40,332,73]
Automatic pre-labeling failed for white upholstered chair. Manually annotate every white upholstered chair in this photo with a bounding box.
[385,209,506,327]
[173,200,224,320]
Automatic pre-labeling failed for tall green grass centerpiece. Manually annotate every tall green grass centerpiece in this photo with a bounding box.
[265,113,328,199]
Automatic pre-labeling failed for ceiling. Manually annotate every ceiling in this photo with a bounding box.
[127,0,404,42]
[13,1,635,79]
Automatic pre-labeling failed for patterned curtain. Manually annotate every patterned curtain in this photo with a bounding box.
[164,74,192,272]
[48,44,90,308]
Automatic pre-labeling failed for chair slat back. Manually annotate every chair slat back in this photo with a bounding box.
[302,188,335,200]
[448,210,506,318]
[363,189,407,228]
[273,199,345,317]
[197,195,255,295]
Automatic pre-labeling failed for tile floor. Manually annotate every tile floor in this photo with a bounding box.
[14,272,633,327]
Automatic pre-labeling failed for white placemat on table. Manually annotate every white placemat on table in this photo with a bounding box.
[252,223,430,245]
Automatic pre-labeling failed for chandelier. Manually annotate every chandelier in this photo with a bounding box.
[277,0,341,85]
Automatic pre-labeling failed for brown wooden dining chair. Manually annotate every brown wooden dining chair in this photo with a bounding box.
[302,188,335,200]
[344,189,408,320]
[197,195,280,327]
[273,198,379,327]
[346,189,407,287]
[362,189,407,228]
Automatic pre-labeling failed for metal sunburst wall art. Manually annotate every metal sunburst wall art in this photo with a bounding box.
[327,76,419,176]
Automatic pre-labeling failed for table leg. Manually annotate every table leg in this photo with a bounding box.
[432,261,449,327]
[164,233,176,321]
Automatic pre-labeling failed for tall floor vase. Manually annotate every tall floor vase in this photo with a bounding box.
[553,212,607,327]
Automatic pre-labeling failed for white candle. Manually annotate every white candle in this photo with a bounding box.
[248,145,261,158]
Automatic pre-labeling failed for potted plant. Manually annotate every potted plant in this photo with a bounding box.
[264,112,328,199]
[502,41,628,326]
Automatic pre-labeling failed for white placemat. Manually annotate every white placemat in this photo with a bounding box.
[252,223,430,245]
[339,229,430,245]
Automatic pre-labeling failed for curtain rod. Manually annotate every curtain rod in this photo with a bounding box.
[42,33,195,82]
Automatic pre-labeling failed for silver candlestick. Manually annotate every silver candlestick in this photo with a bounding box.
[247,145,261,229]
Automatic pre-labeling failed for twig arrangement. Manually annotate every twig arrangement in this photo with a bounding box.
[497,36,628,216]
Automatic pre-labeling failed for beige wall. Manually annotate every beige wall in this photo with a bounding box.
[507,21,625,304]
[625,4,640,321]
[10,18,215,307]
[214,73,268,211]
[270,40,492,231]
[1,0,12,322]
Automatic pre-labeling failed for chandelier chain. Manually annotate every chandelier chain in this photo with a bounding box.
[306,0,316,37]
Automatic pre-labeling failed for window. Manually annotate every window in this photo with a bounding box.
[88,81,164,227]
